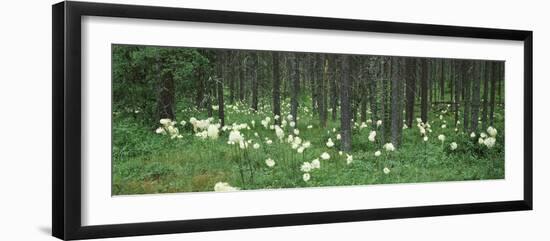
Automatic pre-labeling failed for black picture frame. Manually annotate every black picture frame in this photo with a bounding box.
[52,1,533,240]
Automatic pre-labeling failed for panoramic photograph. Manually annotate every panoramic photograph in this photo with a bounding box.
[111,44,505,195]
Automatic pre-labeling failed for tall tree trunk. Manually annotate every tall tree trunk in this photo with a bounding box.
[272,52,281,125]
[481,61,491,130]
[405,58,416,127]
[291,53,300,125]
[463,61,471,131]
[331,56,338,121]
[239,54,246,102]
[489,61,499,126]
[157,56,175,120]
[391,57,404,147]
[217,52,225,126]
[229,52,235,104]
[319,54,328,127]
[470,61,481,133]
[368,57,378,123]
[440,59,445,101]
[340,55,352,152]
[420,58,429,123]
[454,60,463,126]
[251,52,259,112]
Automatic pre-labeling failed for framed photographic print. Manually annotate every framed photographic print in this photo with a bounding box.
[52,1,533,240]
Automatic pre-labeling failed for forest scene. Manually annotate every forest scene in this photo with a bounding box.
[112,44,505,195]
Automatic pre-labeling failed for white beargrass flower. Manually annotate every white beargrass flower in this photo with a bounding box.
[309,159,320,170]
[274,115,280,120]
[266,139,273,145]
[403,124,408,129]
[484,137,496,148]
[265,158,275,167]
[450,142,458,150]
[438,134,445,142]
[293,129,300,135]
[336,134,341,140]
[297,146,305,153]
[326,138,335,148]
[307,125,313,129]
[320,152,330,160]
[160,118,172,126]
[207,124,219,140]
[376,120,383,127]
[180,120,187,126]
[478,137,485,145]
[487,126,498,137]
[289,121,296,128]
[338,151,343,156]
[383,167,391,174]
[287,134,294,144]
[303,173,311,182]
[302,141,311,148]
[441,124,447,129]
[214,182,239,192]
[416,118,423,124]
[368,131,376,142]
[275,126,284,140]
[383,143,395,152]
[480,132,487,138]
[155,127,166,135]
[212,105,219,111]
[419,126,426,135]
[253,143,260,149]
[301,162,313,172]
[346,154,353,165]
[332,128,337,132]
[470,132,477,138]
[287,114,293,121]
[228,130,244,144]
[423,136,429,142]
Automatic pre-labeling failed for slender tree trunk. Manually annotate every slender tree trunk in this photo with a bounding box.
[229,52,235,104]
[405,58,416,127]
[368,57,378,122]
[251,52,259,112]
[470,61,481,133]
[391,57,404,147]
[272,52,281,125]
[463,61,471,131]
[489,61,499,126]
[454,61,463,126]
[331,56,338,121]
[157,55,175,120]
[291,53,300,125]
[319,55,328,127]
[340,55,352,152]
[481,61,491,130]
[217,52,225,126]
[239,54,246,102]
[420,58,429,123]
[440,59,445,101]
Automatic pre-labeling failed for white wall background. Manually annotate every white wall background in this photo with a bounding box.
[0,0,547,240]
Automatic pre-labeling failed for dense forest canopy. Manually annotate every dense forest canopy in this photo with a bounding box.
[112,44,505,195]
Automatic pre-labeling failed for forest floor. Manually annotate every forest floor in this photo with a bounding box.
[112,99,505,195]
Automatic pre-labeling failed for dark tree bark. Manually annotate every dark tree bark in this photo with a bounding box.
[319,54,328,127]
[291,53,300,124]
[454,60,463,126]
[420,58,429,123]
[340,55,352,152]
[368,57,378,123]
[229,51,236,104]
[391,57,404,147]
[272,52,281,125]
[331,56,339,121]
[405,58,416,127]
[489,61,499,126]
[251,52,259,112]
[470,61,481,132]
[239,53,246,102]
[463,61,471,131]
[438,59,445,101]
[481,61,491,130]
[157,55,175,120]
[217,51,225,126]
[360,59,368,123]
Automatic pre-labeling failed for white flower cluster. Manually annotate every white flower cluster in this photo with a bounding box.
[478,126,498,149]
[155,118,182,139]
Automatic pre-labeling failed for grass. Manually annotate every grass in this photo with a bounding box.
[112,99,504,195]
